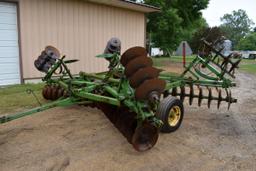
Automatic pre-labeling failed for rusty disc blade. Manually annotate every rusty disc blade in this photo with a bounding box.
[115,110,137,143]
[51,86,58,100]
[42,86,49,99]
[124,57,153,78]
[45,86,52,100]
[120,46,147,66]
[98,104,137,144]
[135,78,166,100]
[129,67,162,88]
[97,103,119,123]
[57,88,64,99]
[45,45,60,59]
[132,122,159,152]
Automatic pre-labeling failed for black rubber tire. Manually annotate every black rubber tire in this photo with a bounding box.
[157,96,184,133]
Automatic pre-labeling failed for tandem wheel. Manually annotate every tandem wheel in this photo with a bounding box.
[157,96,184,133]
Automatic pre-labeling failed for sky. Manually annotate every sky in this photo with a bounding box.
[202,0,256,27]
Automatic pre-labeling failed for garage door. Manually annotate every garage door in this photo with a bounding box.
[0,2,20,86]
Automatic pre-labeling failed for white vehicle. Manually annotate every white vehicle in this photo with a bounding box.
[240,51,256,59]
[151,48,164,57]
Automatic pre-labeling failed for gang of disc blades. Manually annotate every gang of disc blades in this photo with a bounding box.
[120,46,147,66]
[124,57,153,78]
[129,67,162,88]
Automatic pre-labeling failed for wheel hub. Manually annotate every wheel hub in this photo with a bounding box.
[168,106,181,126]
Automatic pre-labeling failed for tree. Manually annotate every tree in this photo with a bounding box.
[171,0,209,28]
[237,33,256,50]
[189,27,225,52]
[220,9,255,49]
[144,0,209,54]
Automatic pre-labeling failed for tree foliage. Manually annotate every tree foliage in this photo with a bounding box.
[237,33,256,50]
[144,0,209,53]
[220,9,255,48]
[189,27,225,52]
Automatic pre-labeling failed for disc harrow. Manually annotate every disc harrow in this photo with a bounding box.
[170,85,237,109]
[0,37,240,152]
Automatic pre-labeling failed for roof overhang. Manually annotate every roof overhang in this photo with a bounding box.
[86,0,160,13]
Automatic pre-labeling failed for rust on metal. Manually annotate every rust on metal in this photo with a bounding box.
[120,46,147,66]
[124,57,153,77]
[135,78,166,100]
[132,121,159,152]
[129,67,162,88]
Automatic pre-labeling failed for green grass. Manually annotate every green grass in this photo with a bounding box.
[238,59,256,74]
[153,56,256,75]
[0,83,46,114]
[240,59,256,64]
[239,63,256,74]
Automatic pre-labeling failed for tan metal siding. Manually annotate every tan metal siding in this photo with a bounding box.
[18,0,145,79]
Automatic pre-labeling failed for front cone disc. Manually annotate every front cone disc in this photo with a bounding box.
[129,67,162,88]
[121,46,147,66]
[135,78,166,100]
[124,57,153,77]
[45,45,60,59]
[132,122,159,152]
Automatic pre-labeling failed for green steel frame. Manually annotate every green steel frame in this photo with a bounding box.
[0,48,237,125]
[0,56,162,127]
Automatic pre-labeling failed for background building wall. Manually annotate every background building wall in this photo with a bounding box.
[18,0,145,79]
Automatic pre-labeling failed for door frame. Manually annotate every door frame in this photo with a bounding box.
[0,0,24,84]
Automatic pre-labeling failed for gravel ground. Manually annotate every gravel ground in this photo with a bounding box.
[0,72,255,171]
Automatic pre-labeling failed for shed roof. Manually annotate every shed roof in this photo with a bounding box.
[88,0,160,13]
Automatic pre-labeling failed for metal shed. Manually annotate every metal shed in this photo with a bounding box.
[175,41,193,56]
[0,0,159,85]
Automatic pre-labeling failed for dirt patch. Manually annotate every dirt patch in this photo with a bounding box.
[162,63,185,74]
[0,72,256,171]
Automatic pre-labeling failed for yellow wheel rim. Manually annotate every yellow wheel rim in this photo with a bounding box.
[168,106,181,126]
